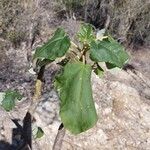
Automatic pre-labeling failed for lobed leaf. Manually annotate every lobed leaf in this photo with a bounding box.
[34,28,71,60]
[55,62,98,134]
[90,38,129,68]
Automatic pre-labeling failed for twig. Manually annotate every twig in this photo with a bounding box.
[84,0,89,22]
[105,15,110,30]
[71,41,81,52]
[79,44,89,64]
[52,123,66,150]
[29,65,45,114]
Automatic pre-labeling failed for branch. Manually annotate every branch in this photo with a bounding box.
[70,41,81,52]
[52,123,66,150]
[105,15,110,30]
[79,44,89,64]
[29,65,45,114]
[22,65,45,149]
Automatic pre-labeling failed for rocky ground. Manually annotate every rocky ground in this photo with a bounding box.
[0,0,150,149]
[0,40,150,150]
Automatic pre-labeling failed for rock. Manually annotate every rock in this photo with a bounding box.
[31,68,150,150]
[0,52,150,149]
[0,0,149,149]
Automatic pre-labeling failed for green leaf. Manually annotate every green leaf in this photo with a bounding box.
[55,62,98,134]
[36,59,53,67]
[1,90,22,111]
[93,64,104,78]
[77,24,95,44]
[105,62,116,69]
[32,126,44,139]
[34,28,71,60]
[90,39,129,68]
[36,127,44,139]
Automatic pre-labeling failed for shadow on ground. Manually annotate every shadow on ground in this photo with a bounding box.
[0,115,32,150]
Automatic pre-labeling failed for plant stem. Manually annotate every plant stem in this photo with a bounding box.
[22,65,45,149]
[79,44,89,64]
[52,123,65,150]
[71,41,81,52]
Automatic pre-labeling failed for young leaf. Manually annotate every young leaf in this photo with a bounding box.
[1,90,22,111]
[90,39,129,68]
[55,62,98,134]
[34,28,71,60]
[77,24,95,44]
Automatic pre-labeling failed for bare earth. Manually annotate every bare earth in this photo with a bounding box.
[0,0,150,149]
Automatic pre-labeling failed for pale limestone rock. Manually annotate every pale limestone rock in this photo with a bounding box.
[33,69,150,150]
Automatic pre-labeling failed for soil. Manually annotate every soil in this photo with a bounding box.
[0,0,150,149]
